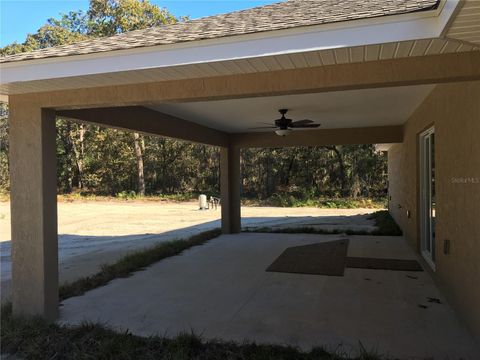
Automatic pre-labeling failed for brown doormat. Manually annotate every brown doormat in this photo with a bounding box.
[266,239,349,276]
[346,257,423,272]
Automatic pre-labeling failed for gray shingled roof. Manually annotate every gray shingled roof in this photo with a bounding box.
[1,0,439,63]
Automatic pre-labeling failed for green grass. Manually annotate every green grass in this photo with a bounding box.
[244,227,364,236]
[0,192,9,202]
[244,210,402,237]
[115,191,198,202]
[59,228,222,300]
[243,196,387,209]
[243,227,378,236]
[0,302,384,360]
[57,192,199,203]
[4,191,387,209]
[367,210,403,236]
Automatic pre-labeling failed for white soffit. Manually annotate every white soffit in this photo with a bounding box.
[148,85,435,133]
[0,0,461,87]
[1,37,476,95]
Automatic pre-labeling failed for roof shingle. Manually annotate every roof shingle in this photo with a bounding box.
[1,0,439,63]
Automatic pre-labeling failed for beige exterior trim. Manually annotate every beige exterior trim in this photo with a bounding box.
[9,51,480,110]
[57,106,229,147]
[57,107,403,147]
[232,126,404,148]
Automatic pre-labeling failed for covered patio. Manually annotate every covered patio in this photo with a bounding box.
[59,232,479,358]
[1,0,480,355]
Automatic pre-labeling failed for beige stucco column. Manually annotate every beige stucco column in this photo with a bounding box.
[9,102,58,320]
[220,146,241,234]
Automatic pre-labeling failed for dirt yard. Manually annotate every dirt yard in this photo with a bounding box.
[0,201,375,301]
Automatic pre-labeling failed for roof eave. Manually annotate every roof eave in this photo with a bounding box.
[0,0,460,89]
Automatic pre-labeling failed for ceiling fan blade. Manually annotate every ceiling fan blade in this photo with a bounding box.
[247,126,277,129]
[291,119,314,126]
[290,123,321,128]
[258,121,276,126]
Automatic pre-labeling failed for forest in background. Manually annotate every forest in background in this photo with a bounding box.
[0,0,388,207]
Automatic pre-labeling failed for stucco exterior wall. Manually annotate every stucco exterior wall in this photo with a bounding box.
[388,80,480,341]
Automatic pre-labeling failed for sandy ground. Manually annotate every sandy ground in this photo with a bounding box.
[0,201,375,301]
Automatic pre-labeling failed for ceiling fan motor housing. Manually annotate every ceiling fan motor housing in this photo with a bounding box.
[275,118,292,129]
[275,109,292,129]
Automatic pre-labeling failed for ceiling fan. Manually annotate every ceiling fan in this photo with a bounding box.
[250,109,321,136]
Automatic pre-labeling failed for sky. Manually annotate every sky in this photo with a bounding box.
[0,0,279,46]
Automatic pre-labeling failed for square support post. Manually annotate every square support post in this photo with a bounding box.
[220,146,241,234]
[9,102,58,320]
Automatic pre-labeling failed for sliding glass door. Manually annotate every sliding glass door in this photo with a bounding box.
[419,127,436,269]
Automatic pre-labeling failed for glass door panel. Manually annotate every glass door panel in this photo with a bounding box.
[420,127,436,269]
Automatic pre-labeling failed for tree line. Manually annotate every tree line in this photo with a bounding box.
[1,104,387,200]
[0,0,387,201]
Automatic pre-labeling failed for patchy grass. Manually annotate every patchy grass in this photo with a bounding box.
[243,196,386,209]
[5,192,387,209]
[367,210,402,236]
[0,192,9,202]
[59,192,389,208]
[1,303,385,360]
[243,227,374,236]
[57,192,199,203]
[59,228,222,300]
[1,192,198,203]
[244,210,402,237]
[114,191,198,202]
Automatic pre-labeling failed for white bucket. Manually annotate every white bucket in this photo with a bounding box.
[199,194,208,210]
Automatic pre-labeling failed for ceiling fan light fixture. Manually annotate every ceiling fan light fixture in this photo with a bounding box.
[248,109,320,134]
[275,129,292,137]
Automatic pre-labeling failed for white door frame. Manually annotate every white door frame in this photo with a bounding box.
[419,126,436,270]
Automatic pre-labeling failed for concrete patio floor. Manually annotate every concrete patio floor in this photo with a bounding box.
[59,233,479,359]
[0,201,374,302]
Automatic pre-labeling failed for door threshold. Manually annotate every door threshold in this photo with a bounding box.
[421,251,436,271]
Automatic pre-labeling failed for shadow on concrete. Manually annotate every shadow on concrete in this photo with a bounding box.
[1,213,375,302]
